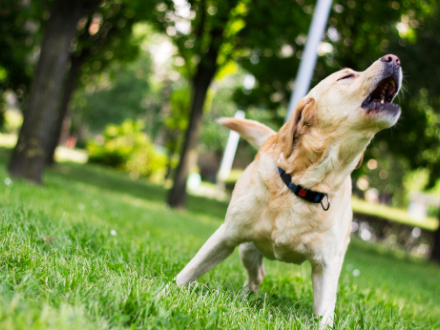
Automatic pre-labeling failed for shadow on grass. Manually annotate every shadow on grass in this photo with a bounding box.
[248,291,313,316]
[216,282,315,326]
[51,162,229,220]
[0,147,229,221]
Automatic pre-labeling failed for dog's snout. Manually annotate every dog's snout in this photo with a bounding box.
[380,54,400,67]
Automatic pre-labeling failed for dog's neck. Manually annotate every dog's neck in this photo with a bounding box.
[273,131,373,194]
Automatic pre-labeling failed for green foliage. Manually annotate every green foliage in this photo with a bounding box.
[383,2,440,185]
[165,87,191,132]
[403,168,430,194]
[87,120,166,181]
[0,0,45,92]
[75,52,155,132]
[354,142,411,207]
[153,0,248,80]
[151,0,253,169]
[227,0,440,199]
[0,0,46,117]
[0,151,439,329]
[199,79,238,155]
[232,0,314,119]
[232,0,428,116]
[73,1,157,91]
[162,87,191,158]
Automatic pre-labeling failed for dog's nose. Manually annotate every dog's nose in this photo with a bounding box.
[380,54,400,67]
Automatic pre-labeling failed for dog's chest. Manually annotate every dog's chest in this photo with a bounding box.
[273,241,308,264]
[253,207,328,265]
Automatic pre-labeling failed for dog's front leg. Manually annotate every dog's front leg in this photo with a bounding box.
[311,259,342,328]
[176,224,236,286]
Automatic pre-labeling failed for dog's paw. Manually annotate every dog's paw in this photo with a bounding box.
[239,281,259,297]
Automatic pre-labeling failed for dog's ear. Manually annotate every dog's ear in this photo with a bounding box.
[277,97,317,158]
[355,152,364,169]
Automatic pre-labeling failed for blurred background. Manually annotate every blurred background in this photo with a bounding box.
[1,0,440,262]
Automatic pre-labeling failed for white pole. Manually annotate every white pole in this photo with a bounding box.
[285,0,333,122]
[217,110,245,182]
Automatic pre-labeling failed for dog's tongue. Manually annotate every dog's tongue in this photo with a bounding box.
[387,84,396,98]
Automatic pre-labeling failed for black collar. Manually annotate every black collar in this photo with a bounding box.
[277,167,330,211]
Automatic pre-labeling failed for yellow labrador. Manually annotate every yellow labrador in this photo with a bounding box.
[176,55,402,327]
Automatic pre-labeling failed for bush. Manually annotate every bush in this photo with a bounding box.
[87,120,167,181]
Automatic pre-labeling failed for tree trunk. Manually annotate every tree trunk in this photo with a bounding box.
[430,209,440,263]
[8,0,97,182]
[167,21,227,209]
[163,131,178,181]
[45,53,86,166]
[167,68,216,208]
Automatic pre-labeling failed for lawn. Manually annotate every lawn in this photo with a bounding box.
[0,148,439,329]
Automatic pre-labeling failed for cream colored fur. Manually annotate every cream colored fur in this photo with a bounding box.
[216,117,275,148]
[176,57,402,328]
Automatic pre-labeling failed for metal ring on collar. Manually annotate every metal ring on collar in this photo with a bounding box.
[321,194,330,211]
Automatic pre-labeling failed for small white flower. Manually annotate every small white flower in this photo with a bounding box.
[78,203,85,210]
[110,230,117,236]
[352,269,360,277]
[4,177,12,186]
[360,228,372,241]
[411,227,421,238]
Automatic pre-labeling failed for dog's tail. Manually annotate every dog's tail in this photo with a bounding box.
[217,117,276,148]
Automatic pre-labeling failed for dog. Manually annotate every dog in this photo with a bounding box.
[176,55,402,327]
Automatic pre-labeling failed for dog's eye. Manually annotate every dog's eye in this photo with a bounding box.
[337,74,355,81]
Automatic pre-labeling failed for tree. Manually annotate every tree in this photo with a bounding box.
[0,0,46,130]
[8,0,100,183]
[153,0,246,208]
[385,2,440,263]
[431,209,440,264]
[232,0,413,124]
[0,0,45,90]
[45,0,155,165]
[383,2,440,186]
[162,87,191,180]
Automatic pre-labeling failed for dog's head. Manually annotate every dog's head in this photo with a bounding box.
[276,55,402,188]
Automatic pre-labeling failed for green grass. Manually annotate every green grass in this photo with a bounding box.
[0,148,440,329]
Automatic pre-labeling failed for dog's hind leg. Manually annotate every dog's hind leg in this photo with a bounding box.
[175,224,236,286]
[239,242,265,293]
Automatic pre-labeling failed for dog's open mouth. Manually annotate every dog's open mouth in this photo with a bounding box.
[361,76,400,113]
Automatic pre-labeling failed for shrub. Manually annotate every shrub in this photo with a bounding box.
[87,120,167,181]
